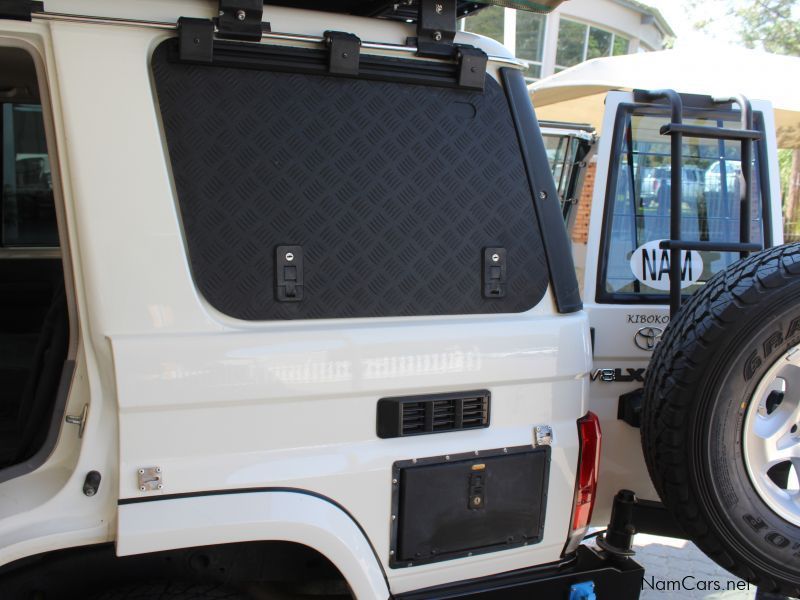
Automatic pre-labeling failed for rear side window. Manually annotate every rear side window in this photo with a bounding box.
[598,106,765,302]
[1,102,58,247]
[152,40,549,320]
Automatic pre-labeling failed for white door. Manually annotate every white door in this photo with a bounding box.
[582,91,785,524]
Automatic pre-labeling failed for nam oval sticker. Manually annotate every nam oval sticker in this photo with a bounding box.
[629,239,703,291]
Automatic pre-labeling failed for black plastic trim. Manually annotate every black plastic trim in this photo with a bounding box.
[117,486,389,588]
[595,102,772,305]
[501,67,582,314]
[376,389,490,438]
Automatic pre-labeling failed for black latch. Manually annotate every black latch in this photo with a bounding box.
[468,466,486,510]
[324,31,361,76]
[0,0,43,21]
[178,0,268,64]
[483,247,507,299]
[276,245,304,302]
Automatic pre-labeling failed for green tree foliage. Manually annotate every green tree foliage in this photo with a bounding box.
[738,0,800,54]
[691,0,800,237]
[691,0,800,54]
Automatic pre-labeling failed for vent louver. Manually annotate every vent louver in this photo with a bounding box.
[377,390,490,438]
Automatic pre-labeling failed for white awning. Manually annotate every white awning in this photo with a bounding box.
[529,47,800,148]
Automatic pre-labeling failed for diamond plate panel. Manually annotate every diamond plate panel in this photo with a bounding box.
[152,41,549,320]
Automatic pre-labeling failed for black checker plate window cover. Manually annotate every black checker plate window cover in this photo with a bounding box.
[152,41,548,320]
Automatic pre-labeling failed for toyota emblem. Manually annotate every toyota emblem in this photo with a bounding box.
[634,326,663,351]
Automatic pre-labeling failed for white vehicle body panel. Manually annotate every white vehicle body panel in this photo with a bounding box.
[0,3,590,595]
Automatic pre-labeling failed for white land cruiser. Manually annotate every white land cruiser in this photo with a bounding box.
[2,1,799,598]
[0,1,638,599]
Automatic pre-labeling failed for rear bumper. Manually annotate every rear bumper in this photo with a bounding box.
[395,545,643,600]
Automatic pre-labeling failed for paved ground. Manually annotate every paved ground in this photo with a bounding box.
[587,534,757,599]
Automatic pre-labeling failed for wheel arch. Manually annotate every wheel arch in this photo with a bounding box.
[116,488,389,599]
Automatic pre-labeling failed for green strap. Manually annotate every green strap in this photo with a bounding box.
[471,0,564,13]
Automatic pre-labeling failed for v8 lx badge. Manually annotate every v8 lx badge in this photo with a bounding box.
[634,326,663,351]
[590,368,646,383]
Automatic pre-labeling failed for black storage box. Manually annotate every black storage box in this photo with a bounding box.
[390,446,550,567]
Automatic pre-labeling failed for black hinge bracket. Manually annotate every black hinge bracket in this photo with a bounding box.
[408,0,487,91]
[178,17,215,63]
[458,46,487,90]
[0,0,44,21]
[324,31,361,76]
[416,0,456,58]
[178,0,269,64]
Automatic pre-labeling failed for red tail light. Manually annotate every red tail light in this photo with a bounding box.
[564,411,602,555]
[573,411,601,531]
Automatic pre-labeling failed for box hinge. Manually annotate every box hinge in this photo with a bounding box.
[178,0,269,64]
[324,31,361,76]
[410,0,487,91]
[458,46,488,90]
[0,0,43,21]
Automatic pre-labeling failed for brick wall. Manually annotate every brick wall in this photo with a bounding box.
[571,162,596,245]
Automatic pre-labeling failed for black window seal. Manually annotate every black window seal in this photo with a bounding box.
[595,102,771,305]
[500,67,582,314]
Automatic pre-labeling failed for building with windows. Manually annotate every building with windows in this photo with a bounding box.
[462,0,674,81]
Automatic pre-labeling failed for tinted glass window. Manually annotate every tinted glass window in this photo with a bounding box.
[1,103,57,247]
[601,107,764,299]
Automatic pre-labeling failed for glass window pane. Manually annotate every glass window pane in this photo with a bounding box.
[587,27,612,59]
[602,110,763,298]
[556,19,587,68]
[613,35,630,55]
[516,11,546,63]
[524,62,542,79]
[1,104,57,247]
[463,6,505,44]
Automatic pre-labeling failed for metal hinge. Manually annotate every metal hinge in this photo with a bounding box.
[324,31,361,76]
[178,0,269,64]
[0,0,43,21]
[65,403,88,438]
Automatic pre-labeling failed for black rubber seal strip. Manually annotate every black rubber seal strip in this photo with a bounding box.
[500,68,582,314]
[118,486,389,590]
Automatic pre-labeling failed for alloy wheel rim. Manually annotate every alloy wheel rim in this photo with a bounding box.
[743,345,800,527]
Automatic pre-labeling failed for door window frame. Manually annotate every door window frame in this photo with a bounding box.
[595,101,773,305]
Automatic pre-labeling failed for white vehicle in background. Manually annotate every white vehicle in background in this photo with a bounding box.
[535,51,800,597]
